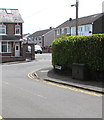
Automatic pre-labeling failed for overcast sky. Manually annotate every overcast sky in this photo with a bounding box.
[0,0,104,34]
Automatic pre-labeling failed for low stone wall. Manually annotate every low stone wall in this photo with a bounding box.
[1,56,25,63]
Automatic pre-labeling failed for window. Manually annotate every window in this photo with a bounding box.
[2,42,11,53]
[38,36,42,40]
[71,27,76,36]
[61,28,64,34]
[2,42,7,52]
[15,25,21,35]
[84,25,92,32]
[66,27,70,34]
[8,42,12,52]
[78,26,83,32]
[0,25,6,34]
[57,29,60,35]
[35,37,37,40]
[28,46,32,53]
[78,26,84,35]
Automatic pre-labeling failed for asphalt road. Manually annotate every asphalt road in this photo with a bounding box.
[2,54,103,118]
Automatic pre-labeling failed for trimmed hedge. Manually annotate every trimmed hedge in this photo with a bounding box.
[52,34,104,72]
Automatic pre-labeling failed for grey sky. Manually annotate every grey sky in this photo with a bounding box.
[0,0,103,34]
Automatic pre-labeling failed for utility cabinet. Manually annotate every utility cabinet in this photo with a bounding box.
[72,63,88,80]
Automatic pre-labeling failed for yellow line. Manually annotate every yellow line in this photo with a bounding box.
[28,72,104,97]
[28,72,34,79]
[45,81,103,97]
[28,72,39,81]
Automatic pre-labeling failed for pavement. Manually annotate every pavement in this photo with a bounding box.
[35,67,104,94]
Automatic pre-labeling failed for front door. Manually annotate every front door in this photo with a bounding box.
[15,43,20,57]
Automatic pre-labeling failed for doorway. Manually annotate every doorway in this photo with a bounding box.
[15,43,20,57]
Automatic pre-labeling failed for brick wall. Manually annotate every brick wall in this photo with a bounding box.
[1,56,25,63]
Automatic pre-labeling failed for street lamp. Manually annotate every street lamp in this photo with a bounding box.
[71,0,79,36]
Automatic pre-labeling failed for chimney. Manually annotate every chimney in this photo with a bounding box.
[69,18,72,21]
[49,27,52,30]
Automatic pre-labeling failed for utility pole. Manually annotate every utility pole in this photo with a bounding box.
[71,0,79,36]
[76,0,79,35]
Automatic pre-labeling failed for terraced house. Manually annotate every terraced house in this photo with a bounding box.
[0,8,24,62]
[55,13,104,38]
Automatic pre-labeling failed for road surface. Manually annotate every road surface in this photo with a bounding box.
[2,54,102,118]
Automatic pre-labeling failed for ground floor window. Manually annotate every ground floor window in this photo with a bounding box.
[1,42,12,53]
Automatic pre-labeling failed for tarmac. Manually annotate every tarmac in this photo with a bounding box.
[35,66,104,94]
[2,60,104,94]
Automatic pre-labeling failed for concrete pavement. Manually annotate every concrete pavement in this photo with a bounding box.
[35,67,104,94]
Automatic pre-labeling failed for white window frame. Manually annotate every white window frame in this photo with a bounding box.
[78,26,84,35]
[66,27,70,34]
[84,24,92,33]
[1,42,12,53]
[57,28,60,35]
[15,25,21,35]
[0,25,6,35]
[61,28,64,34]
[71,27,76,36]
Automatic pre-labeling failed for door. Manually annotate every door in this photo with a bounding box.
[15,43,20,57]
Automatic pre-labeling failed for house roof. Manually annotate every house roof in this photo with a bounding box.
[55,13,103,29]
[0,8,24,23]
[29,29,51,38]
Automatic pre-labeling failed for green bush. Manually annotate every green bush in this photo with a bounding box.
[52,34,104,72]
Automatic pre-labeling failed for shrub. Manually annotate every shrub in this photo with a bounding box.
[52,34,104,72]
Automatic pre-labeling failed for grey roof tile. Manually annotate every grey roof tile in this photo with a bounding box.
[56,13,103,29]
[0,8,24,23]
[29,29,51,37]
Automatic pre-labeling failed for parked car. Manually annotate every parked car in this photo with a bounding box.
[35,45,42,54]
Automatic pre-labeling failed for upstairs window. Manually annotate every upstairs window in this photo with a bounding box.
[71,27,76,36]
[0,25,6,34]
[15,25,21,35]
[84,24,92,33]
[78,26,83,32]
[57,28,60,35]
[66,27,70,34]
[61,28,64,34]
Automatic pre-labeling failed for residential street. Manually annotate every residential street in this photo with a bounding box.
[2,54,102,118]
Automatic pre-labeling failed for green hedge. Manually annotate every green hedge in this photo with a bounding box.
[52,34,104,72]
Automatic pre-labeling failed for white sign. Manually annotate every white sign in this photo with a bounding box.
[55,65,62,70]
